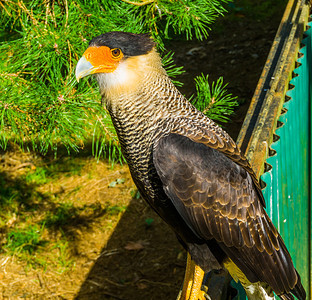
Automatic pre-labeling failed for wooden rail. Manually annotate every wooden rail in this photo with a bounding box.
[237,0,310,177]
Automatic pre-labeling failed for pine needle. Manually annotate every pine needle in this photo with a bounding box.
[0,0,234,160]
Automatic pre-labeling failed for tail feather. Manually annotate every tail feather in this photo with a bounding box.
[278,271,306,300]
[290,272,306,300]
[225,257,306,300]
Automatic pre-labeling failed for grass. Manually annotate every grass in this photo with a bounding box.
[3,224,48,268]
[107,205,127,216]
[23,167,51,185]
[52,240,75,272]
[43,202,82,228]
[0,148,132,272]
[5,224,46,255]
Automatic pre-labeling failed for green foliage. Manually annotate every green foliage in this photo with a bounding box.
[44,202,79,228]
[145,217,154,227]
[0,155,110,269]
[3,222,73,270]
[191,74,238,123]
[121,0,230,45]
[52,239,74,271]
[23,167,50,185]
[4,224,46,255]
[107,205,127,215]
[162,51,185,87]
[0,0,234,160]
[131,189,141,199]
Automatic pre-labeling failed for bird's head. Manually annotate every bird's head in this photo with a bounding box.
[76,32,161,98]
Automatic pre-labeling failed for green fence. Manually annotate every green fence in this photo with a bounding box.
[261,23,311,298]
[236,0,311,298]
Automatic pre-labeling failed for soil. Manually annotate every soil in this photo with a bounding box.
[0,2,286,300]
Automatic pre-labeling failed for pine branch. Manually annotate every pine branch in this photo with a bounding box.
[191,74,238,123]
[0,0,234,160]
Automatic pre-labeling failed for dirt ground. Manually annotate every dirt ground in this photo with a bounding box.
[0,146,185,300]
[0,1,286,300]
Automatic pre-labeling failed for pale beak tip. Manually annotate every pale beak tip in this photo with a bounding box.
[75,55,94,82]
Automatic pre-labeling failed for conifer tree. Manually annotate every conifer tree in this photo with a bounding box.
[0,0,236,160]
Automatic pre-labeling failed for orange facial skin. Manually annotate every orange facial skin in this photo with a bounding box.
[83,46,123,73]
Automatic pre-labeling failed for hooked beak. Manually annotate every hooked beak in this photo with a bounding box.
[75,56,95,82]
[76,46,120,82]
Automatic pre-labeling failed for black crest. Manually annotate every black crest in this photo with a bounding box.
[89,31,155,56]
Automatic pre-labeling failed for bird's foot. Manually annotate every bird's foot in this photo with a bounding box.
[200,286,211,300]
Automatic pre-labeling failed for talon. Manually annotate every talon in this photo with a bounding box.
[200,290,211,300]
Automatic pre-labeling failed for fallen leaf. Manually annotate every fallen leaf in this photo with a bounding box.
[137,282,148,289]
[124,241,145,251]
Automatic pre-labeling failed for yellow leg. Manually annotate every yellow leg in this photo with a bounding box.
[189,264,205,300]
[179,253,195,299]
[178,253,206,300]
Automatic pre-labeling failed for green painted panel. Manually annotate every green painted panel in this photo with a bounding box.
[261,24,311,297]
[235,19,311,300]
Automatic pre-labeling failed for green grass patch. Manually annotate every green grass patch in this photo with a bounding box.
[107,205,127,216]
[52,239,74,272]
[23,167,50,185]
[3,224,74,271]
[4,224,46,255]
[0,171,50,214]
[44,202,82,228]
[0,154,107,270]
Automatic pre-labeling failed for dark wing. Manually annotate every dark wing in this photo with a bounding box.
[153,133,301,297]
[176,120,266,207]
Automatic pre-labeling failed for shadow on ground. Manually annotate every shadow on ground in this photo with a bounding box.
[75,196,186,300]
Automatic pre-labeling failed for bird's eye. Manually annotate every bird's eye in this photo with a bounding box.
[111,48,122,59]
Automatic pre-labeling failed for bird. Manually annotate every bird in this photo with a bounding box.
[75,31,306,300]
